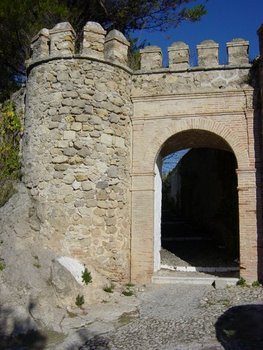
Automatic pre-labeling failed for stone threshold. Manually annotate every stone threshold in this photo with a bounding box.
[152,274,239,286]
[161,264,239,273]
[153,269,239,286]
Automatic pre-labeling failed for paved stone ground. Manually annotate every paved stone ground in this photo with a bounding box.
[63,283,263,350]
[3,282,263,349]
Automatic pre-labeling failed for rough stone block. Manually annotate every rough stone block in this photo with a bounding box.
[81,181,92,191]
[101,134,112,146]
[82,22,106,59]
[63,174,75,184]
[115,136,125,148]
[31,28,49,60]
[104,29,130,65]
[168,42,189,70]
[197,40,219,67]
[75,174,88,182]
[72,180,81,190]
[140,46,162,70]
[86,199,97,207]
[63,131,76,140]
[75,115,89,122]
[71,122,82,131]
[63,148,77,157]
[227,38,249,65]
[78,147,90,158]
[52,155,68,164]
[49,22,76,56]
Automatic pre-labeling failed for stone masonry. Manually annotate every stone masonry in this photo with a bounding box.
[25,22,132,281]
[21,21,263,284]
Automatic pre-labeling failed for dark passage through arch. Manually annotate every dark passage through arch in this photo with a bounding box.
[159,130,239,277]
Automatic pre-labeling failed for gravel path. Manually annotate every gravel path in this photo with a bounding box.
[77,283,263,350]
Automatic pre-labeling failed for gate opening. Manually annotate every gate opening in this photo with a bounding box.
[154,131,240,277]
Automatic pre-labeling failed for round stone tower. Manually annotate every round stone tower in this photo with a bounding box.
[23,22,132,281]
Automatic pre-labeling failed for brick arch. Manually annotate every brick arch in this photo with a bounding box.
[148,118,247,279]
[144,117,249,172]
[131,115,259,283]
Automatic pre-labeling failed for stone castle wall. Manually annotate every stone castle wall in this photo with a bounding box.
[24,22,132,280]
[22,21,263,283]
[129,32,262,282]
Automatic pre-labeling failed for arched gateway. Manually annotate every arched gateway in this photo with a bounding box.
[22,21,263,285]
[130,52,263,283]
[131,109,261,282]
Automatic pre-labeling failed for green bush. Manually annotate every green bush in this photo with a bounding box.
[122,290,134,297]
[103,283,115,293]
[252,280,262,287]
[81,268,92,285]
[0,259,5,271]
[236,277,248,287]
[0,101,22,207]
[75,294,84,307]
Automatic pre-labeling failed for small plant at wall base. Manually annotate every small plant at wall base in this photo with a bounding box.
[122,289,134,297]
[0,259,5,271]
[82,268,92,285]
[122,283,135,296]
[33,255,41,269]
[103,283,115,293]
[252,280,262,287]
[75,294,85,308]
[236,277,248,287]
[0,101,22,207]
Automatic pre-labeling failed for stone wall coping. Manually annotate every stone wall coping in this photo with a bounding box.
[140,46,162,54]
[227,38,249,47]
[197,40,219,48]
[49,22,76,35]
[29,21,252,71]
[133,64,251,75]
[131,89,254,102]
[83,21,106,35]
[105,29,130,46]
[169,41,189,48]
[31,28,49,43]
[168,42,189,51]
[30,22,130,66]
[26,54,133,75]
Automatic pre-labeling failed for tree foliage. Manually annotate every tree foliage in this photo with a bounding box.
[0,0,70,101]
[0,101,22,206]
[0,0,207,100]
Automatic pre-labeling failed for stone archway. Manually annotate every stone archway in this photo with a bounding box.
[131,119,258,283]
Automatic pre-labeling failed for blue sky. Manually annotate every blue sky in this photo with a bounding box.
[147,0,263,174]
[135,0,263,65]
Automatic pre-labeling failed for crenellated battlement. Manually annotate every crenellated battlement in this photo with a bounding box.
[29,21,250,73]
[140,38,249,71]
[29,21,130,67]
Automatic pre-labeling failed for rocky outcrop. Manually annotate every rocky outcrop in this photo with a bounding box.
[0,183,111,336]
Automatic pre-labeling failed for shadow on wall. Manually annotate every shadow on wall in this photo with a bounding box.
[0,302,111,350]
[66,329,111,350]
[0,302,47,350]
[215,304,263,349]
[250,61,263,282]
